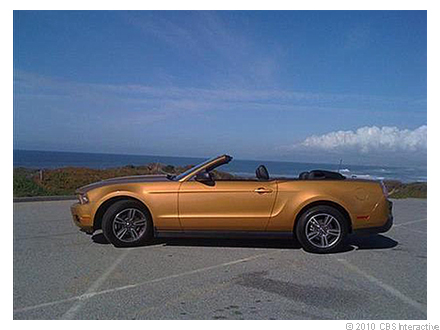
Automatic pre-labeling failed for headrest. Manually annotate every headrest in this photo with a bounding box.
[256,165,269,180]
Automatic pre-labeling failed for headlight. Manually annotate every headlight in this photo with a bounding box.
[78,193,89,204]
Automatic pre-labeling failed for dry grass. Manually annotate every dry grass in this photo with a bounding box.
[13,164,233,197]
[14,166,426,199]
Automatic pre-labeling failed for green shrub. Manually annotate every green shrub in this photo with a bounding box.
[13,171,49,197]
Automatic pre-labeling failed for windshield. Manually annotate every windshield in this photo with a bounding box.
[172,156,219,181]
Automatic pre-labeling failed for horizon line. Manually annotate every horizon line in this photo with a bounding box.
[13,148,415,169]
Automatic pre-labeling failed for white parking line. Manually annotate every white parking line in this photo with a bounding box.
[397,227,427,235]
[62,249,131,319]
[393,218,427,227]
[335,257,426,315]
[14,250,279,316]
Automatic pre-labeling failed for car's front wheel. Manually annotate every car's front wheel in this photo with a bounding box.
[295,205,348,253]
[102,200,153,247]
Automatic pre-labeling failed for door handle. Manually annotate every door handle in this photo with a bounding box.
[254,187,273,194]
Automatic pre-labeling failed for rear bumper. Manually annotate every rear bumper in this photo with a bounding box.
[354,200,393,235]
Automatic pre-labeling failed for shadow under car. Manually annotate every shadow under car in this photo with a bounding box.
[91,232,398,253]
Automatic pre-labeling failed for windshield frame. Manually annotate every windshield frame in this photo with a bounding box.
[173,155,232,182]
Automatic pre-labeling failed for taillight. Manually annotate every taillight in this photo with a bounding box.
[380,181,388,198]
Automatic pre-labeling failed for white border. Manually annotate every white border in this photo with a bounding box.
[5,1,436,328]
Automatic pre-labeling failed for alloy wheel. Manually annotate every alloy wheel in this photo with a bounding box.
[112,208,147,243]
[305,213,342,249]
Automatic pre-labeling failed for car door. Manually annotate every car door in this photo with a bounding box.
[178,179,277,231]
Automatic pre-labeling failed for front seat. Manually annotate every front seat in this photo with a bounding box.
[256,165,270,180]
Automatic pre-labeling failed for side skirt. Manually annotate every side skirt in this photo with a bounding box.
[154,230,293,240]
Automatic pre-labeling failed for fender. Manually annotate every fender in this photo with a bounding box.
[92,190,151,229]
[267,192,353,232]
[292,195,353,222]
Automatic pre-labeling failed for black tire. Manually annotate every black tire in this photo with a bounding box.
[295,205,348,254]
[102,200,153,247]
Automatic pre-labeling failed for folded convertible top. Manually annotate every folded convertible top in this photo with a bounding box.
[298,170,346,180]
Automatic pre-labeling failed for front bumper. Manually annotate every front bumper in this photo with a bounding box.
[70,202,94,234]
[354,200,393,235]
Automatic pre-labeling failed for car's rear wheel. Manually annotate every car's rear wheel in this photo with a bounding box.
[102,200,153,247]
[295,205,348,253]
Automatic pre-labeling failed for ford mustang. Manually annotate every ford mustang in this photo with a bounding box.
[71,154,393,253]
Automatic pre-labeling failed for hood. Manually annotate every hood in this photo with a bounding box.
[76,175,168,194]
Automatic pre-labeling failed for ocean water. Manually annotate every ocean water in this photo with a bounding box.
[13,150,427,183]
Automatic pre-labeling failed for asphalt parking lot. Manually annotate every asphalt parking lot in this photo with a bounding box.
[13,198,427,320]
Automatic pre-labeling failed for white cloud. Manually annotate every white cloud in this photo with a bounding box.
[295,125,427,153]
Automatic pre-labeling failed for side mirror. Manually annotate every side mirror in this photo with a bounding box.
[195,171,214,185]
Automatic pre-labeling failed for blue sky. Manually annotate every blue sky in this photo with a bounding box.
[13,11,427,166]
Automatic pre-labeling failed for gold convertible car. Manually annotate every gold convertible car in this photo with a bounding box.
[71,154,393,253]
